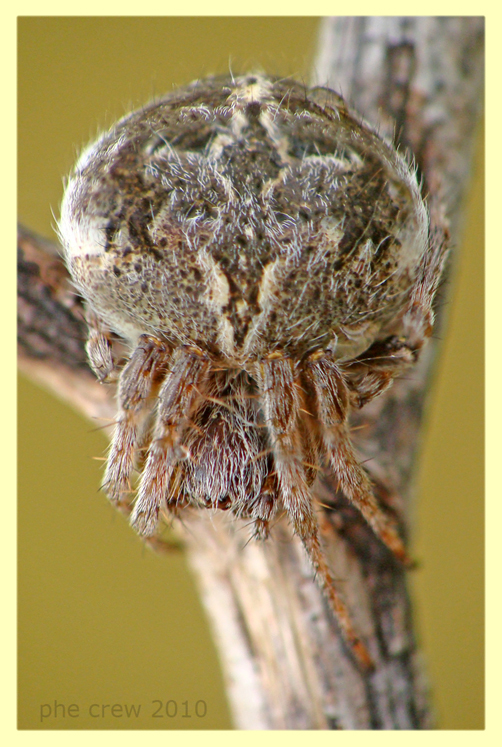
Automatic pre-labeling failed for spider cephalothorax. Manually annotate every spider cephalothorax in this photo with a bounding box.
[59,74,446,668]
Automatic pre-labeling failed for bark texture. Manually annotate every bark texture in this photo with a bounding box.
[17,17,484,729]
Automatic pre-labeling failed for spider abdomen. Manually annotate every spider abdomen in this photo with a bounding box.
[60,74,428,364]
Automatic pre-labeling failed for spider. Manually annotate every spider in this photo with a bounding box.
[59,74,446,669]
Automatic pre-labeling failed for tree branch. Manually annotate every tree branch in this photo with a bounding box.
[17,17,484,729]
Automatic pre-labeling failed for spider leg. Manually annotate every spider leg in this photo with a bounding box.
[248,474,279,540]
[85,308,117,382]
[257,356,373,669]
[342,335,415,409]
[401,225,448,350]
[104,335,170,503]
[305,357,409,565]
[109,496,183,555]
[344,233,448,408]
[131,348,209,536]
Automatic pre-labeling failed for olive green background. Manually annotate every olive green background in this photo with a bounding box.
[18,17,483,730]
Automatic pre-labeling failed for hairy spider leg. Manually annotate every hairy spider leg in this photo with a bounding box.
[248,472,280,540]
[257,357,373,670]
[305,357,409,565]
[401,225,448,349]
[104,335,171,502]
[342,336,416,409]
[85,310,116,382]
[131,348,209,536]
[343,229,448,409]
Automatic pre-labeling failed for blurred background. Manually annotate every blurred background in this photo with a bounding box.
[18,17,483,730]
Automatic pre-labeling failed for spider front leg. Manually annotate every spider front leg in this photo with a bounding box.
[131,348,210,536]
[344,235,448,409]
[247,474,279,541]
[256,356,373,669]
[305,356,409,565]
[343,335,416,409]
[401,226,448,350]
[104,335,171,504]
[85,309,118,382]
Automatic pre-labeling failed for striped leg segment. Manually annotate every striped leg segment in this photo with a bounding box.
[257,356,373,669]
[305,357,408,565]
[131,348,209,536]
[104,335,170,503]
